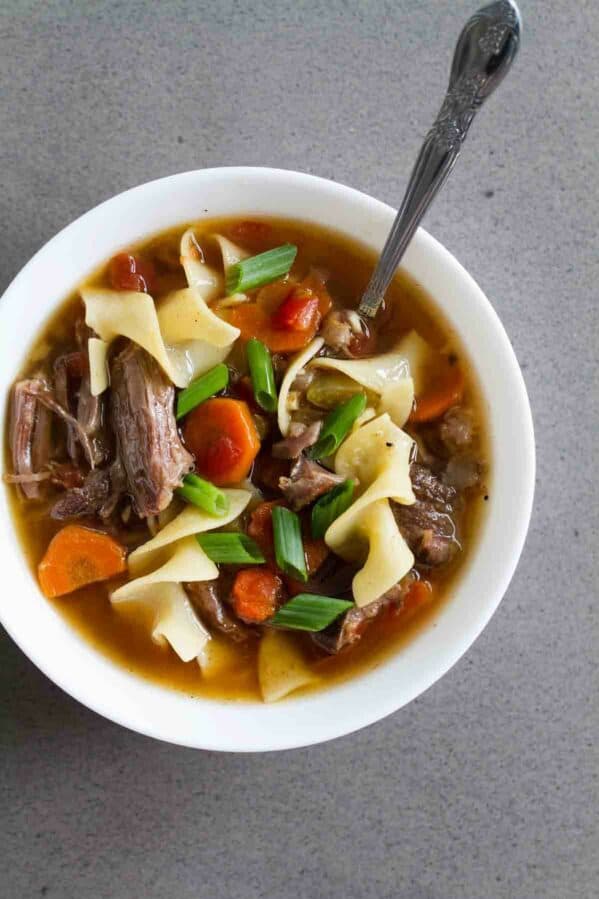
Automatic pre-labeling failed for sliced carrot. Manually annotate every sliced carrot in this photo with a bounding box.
[182,397,260,486]
[410,364,465,423]
[38,525,127,598]
[232,568,283,623]
[222,303,318,353]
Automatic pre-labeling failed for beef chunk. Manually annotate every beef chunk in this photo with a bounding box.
[439,406,475,453]
[110,343,193,517]
[313,576,413,654]
[272,421,322,459]
[185,580,252,642]
[320,309,374,358]
[278,457,344,510]
[443,455,482,491]
[392,463,458,566]
[51,460,126,520]
[8,381,52,499]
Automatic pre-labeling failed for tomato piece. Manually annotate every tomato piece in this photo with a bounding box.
[109,253,157,294]
[182,398,260,486]
[272,287,321,332]
[247,500,286,557]
[229,220,273,250]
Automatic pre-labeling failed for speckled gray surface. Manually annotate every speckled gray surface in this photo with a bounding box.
[1,1,597,897]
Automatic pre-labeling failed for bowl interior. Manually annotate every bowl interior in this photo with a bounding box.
[0,167,534,750]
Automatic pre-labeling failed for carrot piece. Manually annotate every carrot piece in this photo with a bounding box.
[410,364,465,423]
[232,568,283,623]
[222,303,319,353]
[182,397,260,486]
[38,525,127,598]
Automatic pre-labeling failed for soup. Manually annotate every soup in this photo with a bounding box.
[4,217,488,702]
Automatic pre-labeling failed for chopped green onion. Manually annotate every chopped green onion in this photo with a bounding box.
[176,363,229,420]
[270,593,354,631]
[176,474,230,516]
[246,338,278,412]
[196,532,265,564]
[311,479,355,539]
[272,506,307,582]
[308,393,367,459]
[225,244,297,294]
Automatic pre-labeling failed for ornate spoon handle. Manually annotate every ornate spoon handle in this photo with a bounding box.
[359,0,521,318]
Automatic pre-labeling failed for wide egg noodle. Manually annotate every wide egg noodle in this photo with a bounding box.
[277,337,325,436]
[112,581,210,662]
[82,287,190,386]
[325,413,415,607]
[310,348,415,427]
[258,630,319,703]
[128,489,252,576]
[88,337,109,396]
[111,537,218,602]
[179,227,223,300]
[212,234,249,270]
[157,286,239,348]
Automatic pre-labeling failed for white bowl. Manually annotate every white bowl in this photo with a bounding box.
[0,167,535,751]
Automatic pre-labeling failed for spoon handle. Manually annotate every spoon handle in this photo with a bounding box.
[358,0,521,318]
[359,87,478,317]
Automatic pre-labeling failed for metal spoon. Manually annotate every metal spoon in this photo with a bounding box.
[358,0,522,318]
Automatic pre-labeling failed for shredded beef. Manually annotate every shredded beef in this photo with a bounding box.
[110,343,193,517]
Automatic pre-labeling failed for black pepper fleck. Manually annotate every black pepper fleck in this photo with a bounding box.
[386,442,393,447]
[484,495,489,501]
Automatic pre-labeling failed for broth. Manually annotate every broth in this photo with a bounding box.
[5,217,489,702]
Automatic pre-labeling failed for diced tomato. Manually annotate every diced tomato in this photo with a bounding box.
[304,537,329,574]
[229,220,272,249]
[182,398,260,486]
[300,271,333,318]
[232,568,283,623]
[247,500,286,558]
[109,253,157,294]
[284,537,330,596]
[272,287,321,332]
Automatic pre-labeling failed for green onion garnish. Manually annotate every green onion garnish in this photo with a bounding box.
[246,338,278,412]
[196,532,265,564]
[176,363,229,420]
[225,244,297,295]
[270,593,354,631]
[308,393,367,459]
[176,473,230,516]
[311,479,355,539]
[272,506,307,582]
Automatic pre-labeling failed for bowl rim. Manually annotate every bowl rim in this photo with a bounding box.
[0,166,535,751]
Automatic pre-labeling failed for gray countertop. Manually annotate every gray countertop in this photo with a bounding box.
[1,2,597,897]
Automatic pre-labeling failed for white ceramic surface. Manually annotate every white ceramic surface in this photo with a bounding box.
[0,167,535,751]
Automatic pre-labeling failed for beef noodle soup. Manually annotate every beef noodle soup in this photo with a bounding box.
[4,218,489,702]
